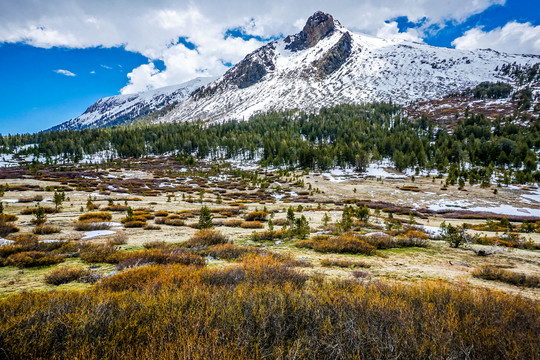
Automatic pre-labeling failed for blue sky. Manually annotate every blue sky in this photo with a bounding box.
[0,0,539,135]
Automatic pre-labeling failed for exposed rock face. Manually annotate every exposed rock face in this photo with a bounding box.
[223,45,275,89]
[285,11,336,52]
[193,43,276,99]
[313,32,353,76]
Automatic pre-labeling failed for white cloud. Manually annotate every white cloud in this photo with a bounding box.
[376,22,424,43]
[54,69,76,77]
[0,0,507,93]
[452,21,540,54]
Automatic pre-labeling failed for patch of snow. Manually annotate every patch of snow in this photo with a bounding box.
[0,238,15,246]
[81,230,116,240]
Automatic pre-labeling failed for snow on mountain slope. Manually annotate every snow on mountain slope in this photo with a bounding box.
[158,12,539,124]
[54,11,540,130]
[52,77,214,130]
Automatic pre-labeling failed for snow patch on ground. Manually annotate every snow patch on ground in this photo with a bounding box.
[0,238,15,246]
[522,188,540,205]
[81,230,116,240]
[1,199,19,203]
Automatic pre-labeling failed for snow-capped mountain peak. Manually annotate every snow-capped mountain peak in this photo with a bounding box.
[54,11,540,130]
[157,12,539,125]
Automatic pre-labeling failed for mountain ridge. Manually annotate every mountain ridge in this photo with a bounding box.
[55,11,540,130]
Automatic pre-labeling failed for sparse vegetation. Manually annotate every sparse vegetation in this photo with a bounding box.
[45,266,89,285]
[0,260,538,359]
[473,265,540,288]
[296,234,377,255]
[186,229,228,247]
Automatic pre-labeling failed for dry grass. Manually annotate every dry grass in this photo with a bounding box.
[8,251,64,268]
[123,220,146,228]
[473,265,540,288]
[74,221,111,231]
[116,249,205,270]
[0,259,538,359]
[320,258,371,268]
[223,219,243,227]
[32,225,60,235]
[244,211,268,221]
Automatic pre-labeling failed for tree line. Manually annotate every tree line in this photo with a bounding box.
[1,103,539,183]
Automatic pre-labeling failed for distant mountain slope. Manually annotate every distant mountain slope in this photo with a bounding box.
[54,11,539,130]
[51,77,214,130]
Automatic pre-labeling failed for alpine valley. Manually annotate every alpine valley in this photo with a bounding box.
[1,9,540,360]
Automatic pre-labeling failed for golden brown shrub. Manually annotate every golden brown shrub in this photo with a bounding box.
[296,234,376,255]
[45,266,89,285]
[186,229,228,247]
[240,221,264,229]
[78,212,112,222]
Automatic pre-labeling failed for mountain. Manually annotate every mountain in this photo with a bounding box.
[51,77,214,130]
[56,11,540,130]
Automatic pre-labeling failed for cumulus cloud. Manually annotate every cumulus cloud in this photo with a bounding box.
[0,0,507,93]
[376,22,424,43]
[54,69,76,77]
[452,21,540,54]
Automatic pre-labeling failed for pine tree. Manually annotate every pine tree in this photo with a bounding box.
[322,212,331,227]
[286,207,295,229]
[53,191,63,212]
[339,206,353,232]
[295,215,310,239]
[32,205,46,225]
[126,207,134,222]
[198,206,213,229]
